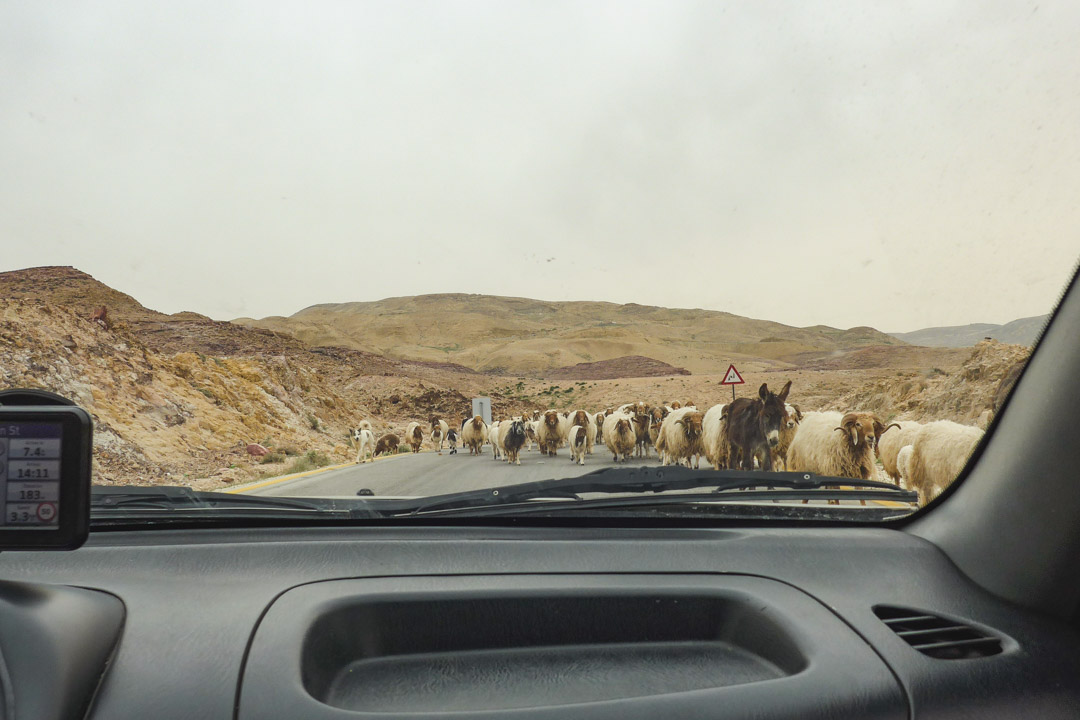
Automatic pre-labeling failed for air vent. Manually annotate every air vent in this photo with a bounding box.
[873,606,1003,659]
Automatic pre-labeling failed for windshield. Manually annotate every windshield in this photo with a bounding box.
[2,1,1077,524]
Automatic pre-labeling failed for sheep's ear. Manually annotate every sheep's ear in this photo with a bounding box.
[777,380,791,402]
[758,384,769,401]
[850,425,860,446]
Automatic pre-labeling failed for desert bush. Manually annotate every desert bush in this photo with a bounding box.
[305,450,331,467]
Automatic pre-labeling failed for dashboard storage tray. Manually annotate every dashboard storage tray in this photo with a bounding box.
[303,593,804,712]
[240,574,906,720]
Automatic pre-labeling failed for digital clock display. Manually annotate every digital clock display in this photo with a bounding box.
[0,422,62,528]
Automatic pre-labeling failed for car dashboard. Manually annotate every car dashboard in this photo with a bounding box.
[0,523,1076,720]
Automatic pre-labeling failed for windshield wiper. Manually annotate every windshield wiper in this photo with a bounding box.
[364,466,918,517]
[90,486,373,520]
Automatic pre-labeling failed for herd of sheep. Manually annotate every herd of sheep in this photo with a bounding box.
[351,383,986,506]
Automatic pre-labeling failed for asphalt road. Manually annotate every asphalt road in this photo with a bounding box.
[243,445,667,497]
[236,445,915,516]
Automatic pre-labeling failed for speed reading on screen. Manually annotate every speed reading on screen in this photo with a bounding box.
[0,422,62,527]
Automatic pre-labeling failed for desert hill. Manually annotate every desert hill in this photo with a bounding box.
[234,293,905,375]
[0,268,536,486]
[888,315,1047,348]
[1,266,1029,490]
[547,356,691,381]
[3,265,172,322]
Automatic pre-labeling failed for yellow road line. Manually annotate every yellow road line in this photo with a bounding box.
[224,462,354,494]
[225,449,432,494]
[872,499,910,508]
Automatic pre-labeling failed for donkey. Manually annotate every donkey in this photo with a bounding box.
[725,381,792,472]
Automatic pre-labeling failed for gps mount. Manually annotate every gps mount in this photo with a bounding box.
[0,389,92,550]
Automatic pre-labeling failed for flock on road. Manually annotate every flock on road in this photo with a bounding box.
[349,382,985,507]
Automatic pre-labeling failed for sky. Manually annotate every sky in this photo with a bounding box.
[1,1,1078,333]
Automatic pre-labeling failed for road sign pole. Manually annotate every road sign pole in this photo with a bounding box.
[721,363,744,402]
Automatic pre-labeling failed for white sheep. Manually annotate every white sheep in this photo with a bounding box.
[430,417,450,455]
[907,421,984,506]
[876,420,923,485]
[556,412,574,448]
[702,403,728,470]
[786,411,897,503]
[405,421,424,453]
[488,420,502,460]
[602,411,637,462]
[353,428,376,463]
[896,444,914,486]
[569,425,588,465]
[657,406,705,468]
[460,416,487,456]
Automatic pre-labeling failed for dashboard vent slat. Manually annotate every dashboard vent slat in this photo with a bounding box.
[908,637,1002,652]
[873,605,1004,660]
[895,625,971,638]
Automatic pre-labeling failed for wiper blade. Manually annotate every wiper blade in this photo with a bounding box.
[413,491,915,519]
[90,486,369,517]
[368,466,917,516]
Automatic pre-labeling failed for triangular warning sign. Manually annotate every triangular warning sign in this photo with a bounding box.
[721,364,744,385]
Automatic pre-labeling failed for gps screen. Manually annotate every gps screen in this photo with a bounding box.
[0,422,61,528]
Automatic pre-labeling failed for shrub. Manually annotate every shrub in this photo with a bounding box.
[305,450,331,467]
[264,450,334,476]
[282,456,314,474]
[260,453,285,464]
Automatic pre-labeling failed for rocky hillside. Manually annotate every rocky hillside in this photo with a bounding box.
[234,293,906,375]
[0,268,539,488]
[822,339,1030,425]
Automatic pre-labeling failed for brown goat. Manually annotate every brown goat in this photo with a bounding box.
[537,410,562,457]
[373,433,400,457]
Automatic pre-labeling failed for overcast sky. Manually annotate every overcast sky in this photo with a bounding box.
[2,1,1077,332]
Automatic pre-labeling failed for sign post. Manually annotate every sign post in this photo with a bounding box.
[471,397,492,426]
[720,364,744,402]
